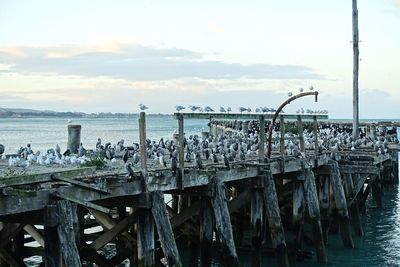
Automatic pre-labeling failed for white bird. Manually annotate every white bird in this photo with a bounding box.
[299,87,304,92]
[220,107,226,113]
[139,104,148,111]
[309,85,314,91]
[175,105,185,112]
[288,92,293,97]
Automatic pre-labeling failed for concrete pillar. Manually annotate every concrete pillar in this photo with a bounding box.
[67,125,81,154]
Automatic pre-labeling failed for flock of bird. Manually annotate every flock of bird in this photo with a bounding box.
[1,122,397,177]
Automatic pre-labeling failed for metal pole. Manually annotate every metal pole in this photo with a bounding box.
[352,0,360,139]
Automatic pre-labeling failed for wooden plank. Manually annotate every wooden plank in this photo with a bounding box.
[24,225,44,247]
[0,167,95,188]
[174,112,328,120]
[51,175,110,194]
[55,192,111,214]
[91,211,138,251]
[280,115,285,156]
[151,191,181,267]
[178,114,185,189]
[56,200,82,267]
[200,197,213,267]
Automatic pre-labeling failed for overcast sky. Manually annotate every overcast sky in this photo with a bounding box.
[0,0,399,118]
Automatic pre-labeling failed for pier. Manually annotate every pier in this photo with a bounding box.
[0,111,399,267]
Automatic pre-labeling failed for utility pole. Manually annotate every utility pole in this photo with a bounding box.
[352,0,360,139]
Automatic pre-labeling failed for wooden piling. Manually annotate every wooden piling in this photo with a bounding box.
[44,204,62,267]
[151,191,181,267]
[208,177,239,266]
[303,166,327,263]
[330,161,354,248]
[251,179,264,267]
[200,197,213,267]
[137,209,155,267]
[319,175,330,244]
[344,173,363,236]
[292,179,305,254]
[262,169,289,267]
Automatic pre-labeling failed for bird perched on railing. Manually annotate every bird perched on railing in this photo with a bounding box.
[204,106,214,112]
[220,107,226,113]
[309,85,314,91]
[139,103,148,111]
[288,92,293,97]
[188,105,200,112]
[227,107,232,113]
[175,105,185,112]
[299,87,304,92]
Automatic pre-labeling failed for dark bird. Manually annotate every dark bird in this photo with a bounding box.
[0,144,4,156]
[123,148,129,163]
[171,155,178,175]
[63,149,70,157]
[195,152,204,169]
[222,153,230,169]
[126,163,135,177]
[212,151,219,163]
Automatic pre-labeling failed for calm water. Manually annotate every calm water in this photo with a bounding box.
[1,117,399,266]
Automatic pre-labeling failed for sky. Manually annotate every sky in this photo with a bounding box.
[0,0,399,118]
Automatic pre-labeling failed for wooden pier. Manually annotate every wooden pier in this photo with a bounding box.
[0,112,399,267]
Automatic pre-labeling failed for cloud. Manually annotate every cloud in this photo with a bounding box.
[0,43,323,81]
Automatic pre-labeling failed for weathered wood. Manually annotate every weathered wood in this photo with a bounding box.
[139,112,149,192]
[178,114,184,189]
[208,177,239,266]
[280,116,285,156]
[343,173,363,236]
[0,248,22,267]
[51,175,110,194]
[293,180,304,223]
[296,115,305,154]
[259,115,265,162]
[151,191,181,267]
[0,223,24,250]
[303,166,327,263]
[347,174,368,208]
[0,167,95,188]
[55,192,111,214]
[200,197,213,267]
[44,224,62,267]
[24,225,45,247]
[137,208,155,267]
[319,175,330,244]
[352,0,360,139]
[251,188,264,267]
[330,161,354,248]
[371,174,383,209]
[313,115,319,156]
[262,169,289,267]
[91,211,138,251]
[56,200,82,267]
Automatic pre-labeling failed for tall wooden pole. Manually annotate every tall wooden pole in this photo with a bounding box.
[352,0,360,139]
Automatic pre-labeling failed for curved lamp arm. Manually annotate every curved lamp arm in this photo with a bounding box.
[266,91,319,159]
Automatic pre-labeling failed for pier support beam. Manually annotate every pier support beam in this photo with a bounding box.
[303,166,327,263]
[344,173,363,236]
[137,209,155,267]
[200,197,213,267]
[208,177,239,266]
[330,161,354,248]
[251,184,264,267]
[262,169,289,267]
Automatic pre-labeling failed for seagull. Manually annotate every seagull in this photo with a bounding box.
[139,103,148,111]
[238,107,247,113]
[288,92,293,97]
[309,85,314,91]
[227,107,232,113]
[0,144,4,156]
[220,107,226,113]
[189,105,199,112]
[299,87,304,92]
[204,106,214,112]
[175,105,185,112]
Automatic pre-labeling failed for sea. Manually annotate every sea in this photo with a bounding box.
[1,116,400,267]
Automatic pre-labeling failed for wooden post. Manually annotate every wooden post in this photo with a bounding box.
[67,124,82,154]
[319,175,330,244]
[56,200,82,267]
[44,204,62,267]
[292,179,305,254]
[296,115,305,155]
[262,169,289,267]
[151,191,181,267]
[313,115,319,156]
[139,112,148,191]
[279,116,285,156]
[259,115,265,163]
[137,209,155,267]
[330,161,354,248]
[208,177,239,266]
[352,0,360,139]
[344,173,363,236]
[371,173,383,209]
[200,197,213,267]
[178,114,184,189]
[303,166,327,263]
[251,179,264,267]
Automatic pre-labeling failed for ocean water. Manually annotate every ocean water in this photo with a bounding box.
[0,115,209,154]
[1,116,400,266]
